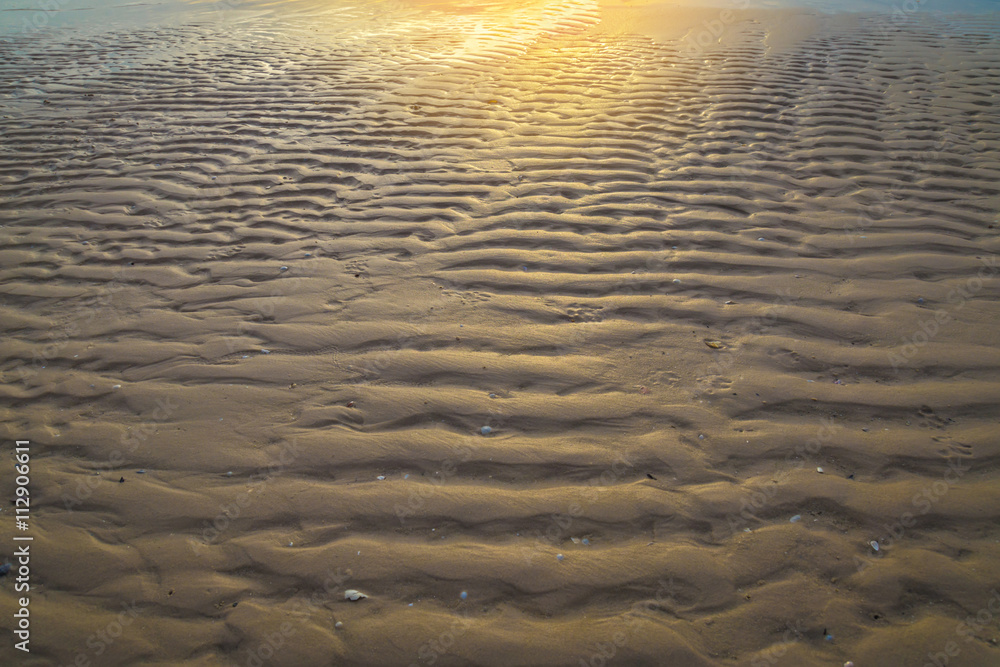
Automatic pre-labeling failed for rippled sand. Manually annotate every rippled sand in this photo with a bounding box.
[1,0,1000,665]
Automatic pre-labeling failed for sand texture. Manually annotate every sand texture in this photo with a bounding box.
[1,0,1000,665]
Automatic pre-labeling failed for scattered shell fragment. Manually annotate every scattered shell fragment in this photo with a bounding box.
[705,341,723,349]
[817,467,824,473]
[480,426,493,436]
[344,589,368,601]
[870,540,880,552]
[789,515,802,523]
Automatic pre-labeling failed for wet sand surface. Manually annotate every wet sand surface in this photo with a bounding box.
[1,0,1000,665]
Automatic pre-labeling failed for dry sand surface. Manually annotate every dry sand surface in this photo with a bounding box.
[1,0,1000,665]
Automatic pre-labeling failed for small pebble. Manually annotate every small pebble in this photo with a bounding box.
[488,393,497,399]
[344,589,368,601]
[376,475,385,480]
[825,634,834,641]
[758,237,766,241]
[261,349,270,354]
[817,467,824,473]
[672,278,681,284]
[790,515,802,523]
[582,538,590,545]
[280,266,288,272]
[112,384,122,389]
[480,426,492,436]
[556,554,564,561]
[226,471,233,477]
[917,297,924,304]
[305,253,312,257]
[137,469,146,474]
[335,621,343,629]
[845,662,855,667]
[460,591,468,600]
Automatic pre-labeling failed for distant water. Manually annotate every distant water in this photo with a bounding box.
[0,0,996,35]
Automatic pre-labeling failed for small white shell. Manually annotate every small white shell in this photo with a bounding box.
[344,589,368,601]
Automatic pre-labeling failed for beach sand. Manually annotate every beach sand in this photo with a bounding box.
[1,0,999,664]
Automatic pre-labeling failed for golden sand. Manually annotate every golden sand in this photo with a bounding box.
[1,0,999,665]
